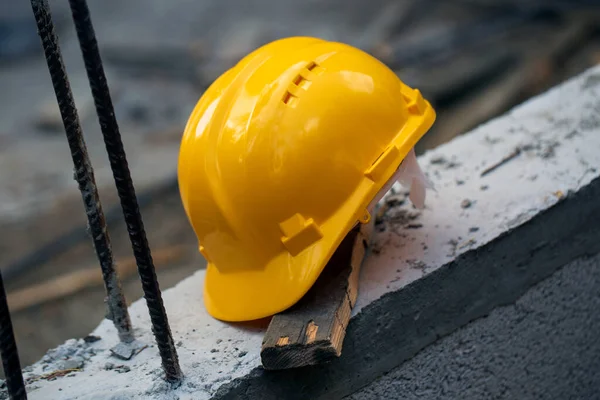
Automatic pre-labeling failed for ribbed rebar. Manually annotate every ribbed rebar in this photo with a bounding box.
[0,270,27,400]
[29,0,134,344]
[67,0,182,382]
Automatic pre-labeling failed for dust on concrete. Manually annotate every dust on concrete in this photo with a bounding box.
[429,155,461,169]
[519,138,561,160]
[407,259,429,276]
[579,112,600,132]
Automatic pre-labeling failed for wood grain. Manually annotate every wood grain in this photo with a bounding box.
[261,220,373,370]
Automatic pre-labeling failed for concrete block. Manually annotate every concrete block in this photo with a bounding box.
[14,64,600,400]
[349,251,600,399]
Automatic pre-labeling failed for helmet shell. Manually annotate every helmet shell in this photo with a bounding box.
[178,36,435,321]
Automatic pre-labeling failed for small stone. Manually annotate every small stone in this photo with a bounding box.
[385,194,406,207]
[461,199,472,209]
[176,341,183,347]
[210,348,219,353]
[110,340,147,361]
[469,227,480,232]
[216,339,222,344]
[406,223,423,229]
[110,343,135,360]
[57,357,84,370]
[104,363,115,370]
[430,155,447,164]
[480,185,489,191]
[83,335,101,344]
[456,179,465,186]
[115,365,131,374]
[238,351,248,358]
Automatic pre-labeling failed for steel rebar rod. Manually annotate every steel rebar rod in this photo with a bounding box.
[29,0,134,344]
[0,270,27,400]
[67,0,182,382]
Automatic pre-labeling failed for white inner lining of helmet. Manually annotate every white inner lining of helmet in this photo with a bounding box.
[366,147,434,214]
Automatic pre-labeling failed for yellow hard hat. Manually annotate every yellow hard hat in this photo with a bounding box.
[178,36,435,322]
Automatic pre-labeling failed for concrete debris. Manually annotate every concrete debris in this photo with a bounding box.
[430,155,447,165]
[83,335,101,344]
[406,223,423,229]
[40,339,94,368]
[407,259,428,274]
[115,366,131,374]
[385,194,407,207]
[55,358,84,371]
[522,139,561,159]
[388,208,422,225]
[110,340,148,361]
[429,155,461,169]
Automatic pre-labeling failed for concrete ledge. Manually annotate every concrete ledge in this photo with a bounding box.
[14,65,600,400]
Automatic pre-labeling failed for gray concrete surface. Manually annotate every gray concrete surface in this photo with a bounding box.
[349,251,600,400]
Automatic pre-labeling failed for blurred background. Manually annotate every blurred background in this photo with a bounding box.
[0,0,599,368]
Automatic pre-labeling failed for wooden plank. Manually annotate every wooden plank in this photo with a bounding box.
[260,220,373,370]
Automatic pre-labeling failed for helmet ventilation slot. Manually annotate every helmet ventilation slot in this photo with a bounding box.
[282,91,297,105]
[282,61,321,107]
[306,61,317,71]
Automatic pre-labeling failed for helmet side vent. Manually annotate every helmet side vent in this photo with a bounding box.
[282,61,323,107]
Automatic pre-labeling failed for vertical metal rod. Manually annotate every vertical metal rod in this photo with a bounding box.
[67,0,182,382]
[29,0,134,343]
[0,270,27,400]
